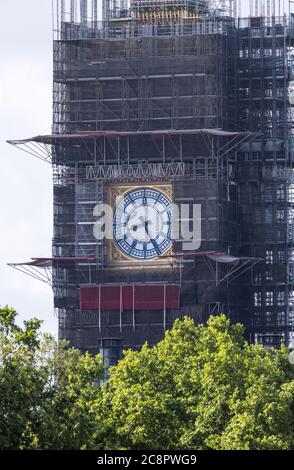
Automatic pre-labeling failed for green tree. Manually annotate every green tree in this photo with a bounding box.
[35,336,104,449]
[0,306,103,449]
[2,306,294,450]
[0,306,43,449]
[100,315,294,450]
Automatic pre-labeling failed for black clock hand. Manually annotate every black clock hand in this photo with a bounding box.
[138,216,151,236]
[141,217,161,254]
[125,210,138,227]
[132,219,148,232]
[144,220,150,235]
[130,216,154,237]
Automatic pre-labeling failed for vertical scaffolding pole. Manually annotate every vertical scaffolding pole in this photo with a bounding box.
[102,0,109,21]
[228,0,234,17]
[70,0,76,22]
[272,0,276,16]
[267,0,271,17]
[119,284,122,333]
[61,0,65,22]
[249,0,252,16]
[233,0,238,19]
[80,0,88,24]
[163,284,166,331]
[56,0,60,34]
[255,0,259,16]
[99,284,101,332]
[132,284,135,331]
[92,0,98,24]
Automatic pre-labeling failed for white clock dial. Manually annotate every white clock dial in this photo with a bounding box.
[113,188,172,260]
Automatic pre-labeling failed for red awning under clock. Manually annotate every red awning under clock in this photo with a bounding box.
[80,284,180,311]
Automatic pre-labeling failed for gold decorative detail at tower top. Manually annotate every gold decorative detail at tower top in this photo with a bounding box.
[130,0,209,22]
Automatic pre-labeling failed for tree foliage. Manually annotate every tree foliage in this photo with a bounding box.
[1,305,294,450]
[0,306,103,449]
[101,316,294,450]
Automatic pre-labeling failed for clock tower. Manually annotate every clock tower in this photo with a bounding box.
[8,1,294,354]
[8,1,264,358]
[48,0,247,357]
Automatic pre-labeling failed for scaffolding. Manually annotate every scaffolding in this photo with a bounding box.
[6,0,294,351]
[237,11,294,346]
[53,0,237,33]
[53,2,254,350]
[50,1,294,348]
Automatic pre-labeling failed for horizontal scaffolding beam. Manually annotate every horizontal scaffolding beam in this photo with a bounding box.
[7,128,257,145]
[7,129,259,165]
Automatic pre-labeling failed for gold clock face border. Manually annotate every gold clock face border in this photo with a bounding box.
[108,183,174,267]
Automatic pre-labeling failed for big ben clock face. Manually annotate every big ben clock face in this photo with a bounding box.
[113,188,172,260]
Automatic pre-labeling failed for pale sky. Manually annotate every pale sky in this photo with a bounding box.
[0,0,55,334]
[0,0,287,336]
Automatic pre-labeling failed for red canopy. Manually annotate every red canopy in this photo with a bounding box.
[80,284,180,311]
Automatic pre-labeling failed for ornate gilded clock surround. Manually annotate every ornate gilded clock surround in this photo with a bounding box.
[108,183,174,266]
